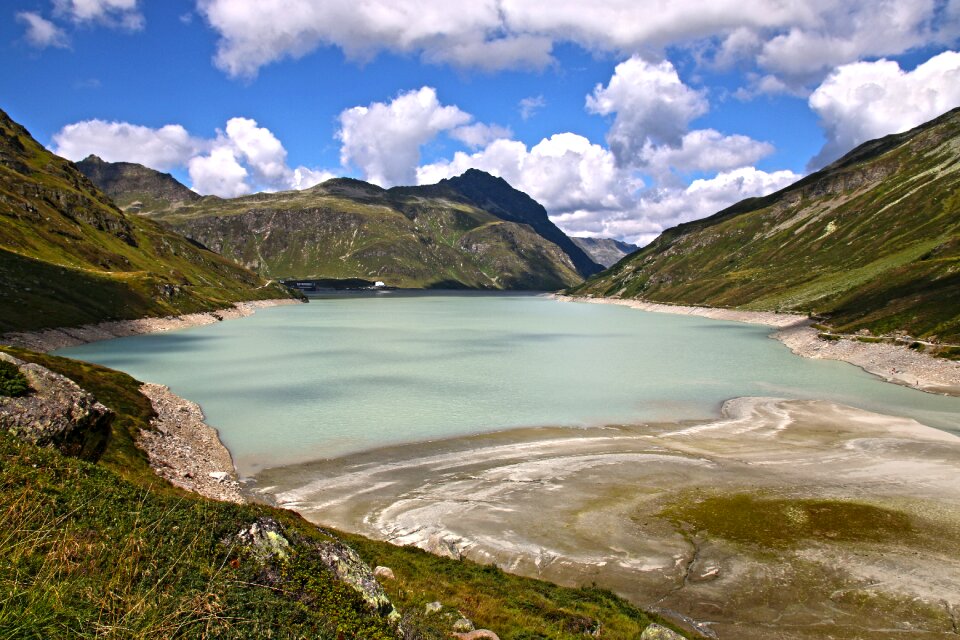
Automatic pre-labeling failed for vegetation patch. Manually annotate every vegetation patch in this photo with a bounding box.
[659,492,913,550]
[0,360,29,397]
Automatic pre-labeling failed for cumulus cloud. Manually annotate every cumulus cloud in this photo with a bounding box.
[337,87,473,187]
[640,129,775,178]
[550,166,800,245]
[51,117,334,197]
[188,146,249,198]
[808,50,960,167]
[586,56,709,164]
[16,12,69,49]
[51,120,204,170]
[196,0,958,87]
[54,0,144,30]
[449,123,513,149]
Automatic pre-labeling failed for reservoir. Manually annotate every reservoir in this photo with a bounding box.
[56,292,960,477]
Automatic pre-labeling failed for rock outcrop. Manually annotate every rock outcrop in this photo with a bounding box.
[0,352,112,459]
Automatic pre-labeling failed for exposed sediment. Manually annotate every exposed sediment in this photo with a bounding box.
[553,295,960,396]
[258,397,960,640]
[139,383,245,503]
[1,298,304,353]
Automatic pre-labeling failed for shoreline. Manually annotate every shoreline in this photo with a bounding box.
[553,294,960,396]
[139,383,246,504]
[1,298,304,353]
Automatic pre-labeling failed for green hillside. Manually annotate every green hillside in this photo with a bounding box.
[571,107,960,343]
[78,162,599,291]
[0,109,295,334]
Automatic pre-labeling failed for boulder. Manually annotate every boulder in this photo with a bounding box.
[0,352,112,458]
[452,617,475,632]
[374,565,395,580]
[640,623,686,640]
[452,631,500,640]
[316,537,400,621]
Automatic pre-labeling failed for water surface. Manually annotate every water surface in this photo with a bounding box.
[56,292,960,476]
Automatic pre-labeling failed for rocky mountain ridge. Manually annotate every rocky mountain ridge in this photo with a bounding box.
[77,161,601,290]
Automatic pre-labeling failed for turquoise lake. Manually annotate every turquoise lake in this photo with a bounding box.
[55,293,960,476]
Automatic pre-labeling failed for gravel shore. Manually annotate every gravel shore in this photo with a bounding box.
[139,383,246,503]
[554,294,960,396]
[1,298,304,353]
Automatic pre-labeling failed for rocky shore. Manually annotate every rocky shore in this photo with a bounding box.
[1,298,304,353]
[554,295,960,396]
[138,383,245,503]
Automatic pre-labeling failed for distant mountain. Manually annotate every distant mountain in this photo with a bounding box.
[571,107,960,343]
[0,108,294,333]
[80,162,601,291]
[571,237,638,267]
[75,155,200,213]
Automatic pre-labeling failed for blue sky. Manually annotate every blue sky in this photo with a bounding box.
[3,1,959,243]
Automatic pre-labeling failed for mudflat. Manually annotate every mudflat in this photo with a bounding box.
[257,398,960,639]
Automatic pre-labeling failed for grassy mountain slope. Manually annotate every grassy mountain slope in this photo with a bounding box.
[0,346,677,639]
[571,236,638,267]
[571,107,960,342]
[0,109,294,334]
[79,163,597,290]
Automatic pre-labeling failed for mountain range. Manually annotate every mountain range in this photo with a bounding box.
[77,161,602,291]
[571,237,638,267]
[571,107,960,344]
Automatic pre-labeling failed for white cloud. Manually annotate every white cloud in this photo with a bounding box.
[586,56,708,164]
[551,166,800,245]
[188,146,250,198]
[16,12,69,49]
[51,117,335,196]
[224,117,290,188]
[808,50,960,167]
[449,123,513,149]
[54,0,144,30]
[196,0,959,86]
[640,129,775,177]
[519,95,546,120]
[51,120,204,170]
[337,87,473,187]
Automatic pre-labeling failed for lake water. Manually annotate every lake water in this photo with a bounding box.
[56,292,960,476]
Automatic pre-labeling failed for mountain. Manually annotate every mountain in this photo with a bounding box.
[77,162,600,291]
[571,236,638,267]
[570,107,960,343]
[0,108,294,334]
[75,154,201,213]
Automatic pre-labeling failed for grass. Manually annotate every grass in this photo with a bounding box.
[659,491,914,550]
[342,532,672,639]
[0,360,29,397]
[0,348,684,638]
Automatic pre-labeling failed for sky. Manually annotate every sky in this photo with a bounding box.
[3,1,960,245]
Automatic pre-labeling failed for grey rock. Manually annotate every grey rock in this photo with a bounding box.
[235,517,291,562]
[640,623,686,640]
[316,537,399,621]
[425,601,443,614]
[373,565,396,580]
[452,617,475,632]
[0,352,112,458]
